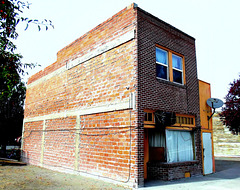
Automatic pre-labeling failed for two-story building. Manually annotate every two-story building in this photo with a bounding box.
[22,3,212,188]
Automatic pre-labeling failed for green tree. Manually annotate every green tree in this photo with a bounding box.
[0,0,53,155]
[0,57,25,147]
[220,76,240,135]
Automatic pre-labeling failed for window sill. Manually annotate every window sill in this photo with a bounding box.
[156,78,186,89]
[144,124,155,128]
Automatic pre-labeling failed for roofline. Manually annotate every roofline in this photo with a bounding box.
[136,6,195,41]
[199,79,211,86]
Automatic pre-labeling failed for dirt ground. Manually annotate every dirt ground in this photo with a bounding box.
[0,164,131,190]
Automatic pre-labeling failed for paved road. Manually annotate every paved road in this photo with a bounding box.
[141,158,240,190]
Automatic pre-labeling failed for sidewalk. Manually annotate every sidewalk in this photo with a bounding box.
[141,158,240,190]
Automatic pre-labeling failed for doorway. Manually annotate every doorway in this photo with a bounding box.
[202,132,213,174]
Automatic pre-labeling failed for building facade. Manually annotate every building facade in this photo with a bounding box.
[22,4,204,188]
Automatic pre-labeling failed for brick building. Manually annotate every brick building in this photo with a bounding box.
[22,3,206,188]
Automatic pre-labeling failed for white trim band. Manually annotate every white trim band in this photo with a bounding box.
[66,30,135,70]
[24,99,132,123]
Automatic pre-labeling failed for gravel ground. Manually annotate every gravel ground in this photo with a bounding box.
[0,164,131,190]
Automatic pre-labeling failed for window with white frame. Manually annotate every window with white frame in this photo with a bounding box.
[172,54,183,84]
[156,46,185,85]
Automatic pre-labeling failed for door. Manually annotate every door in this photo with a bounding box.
[202,132,213,175]
[144,129,149,179]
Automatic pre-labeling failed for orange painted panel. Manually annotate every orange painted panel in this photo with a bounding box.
[199,80,212,130]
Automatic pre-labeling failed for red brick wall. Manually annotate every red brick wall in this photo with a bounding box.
[24,70,67,117]
[43,117,76,169]
[23,121,43,165]
[147,161,200,180]
[66,41,136,111]
[23,4,140,188]
[77,110,137,181]
[27,4,137,85]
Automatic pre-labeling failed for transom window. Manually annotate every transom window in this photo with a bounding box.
[144,110,155,128]
[175,115,195,127]
[144,110,155,124]
[156,46,185,85]
[145,112,153,122]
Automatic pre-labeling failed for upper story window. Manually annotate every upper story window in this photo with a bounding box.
[156,46,185,85]
[156,48,168,80]
[172,54,183,84]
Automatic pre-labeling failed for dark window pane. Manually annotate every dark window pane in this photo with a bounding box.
[144,112,147,121]
[148,113,152,121]
[156,64,168,80]
[173,69,182,84]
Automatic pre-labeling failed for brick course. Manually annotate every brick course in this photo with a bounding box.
[23,121,43,165]
[147,161,200,180]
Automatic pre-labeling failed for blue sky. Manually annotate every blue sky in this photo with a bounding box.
[15,0,240,102]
